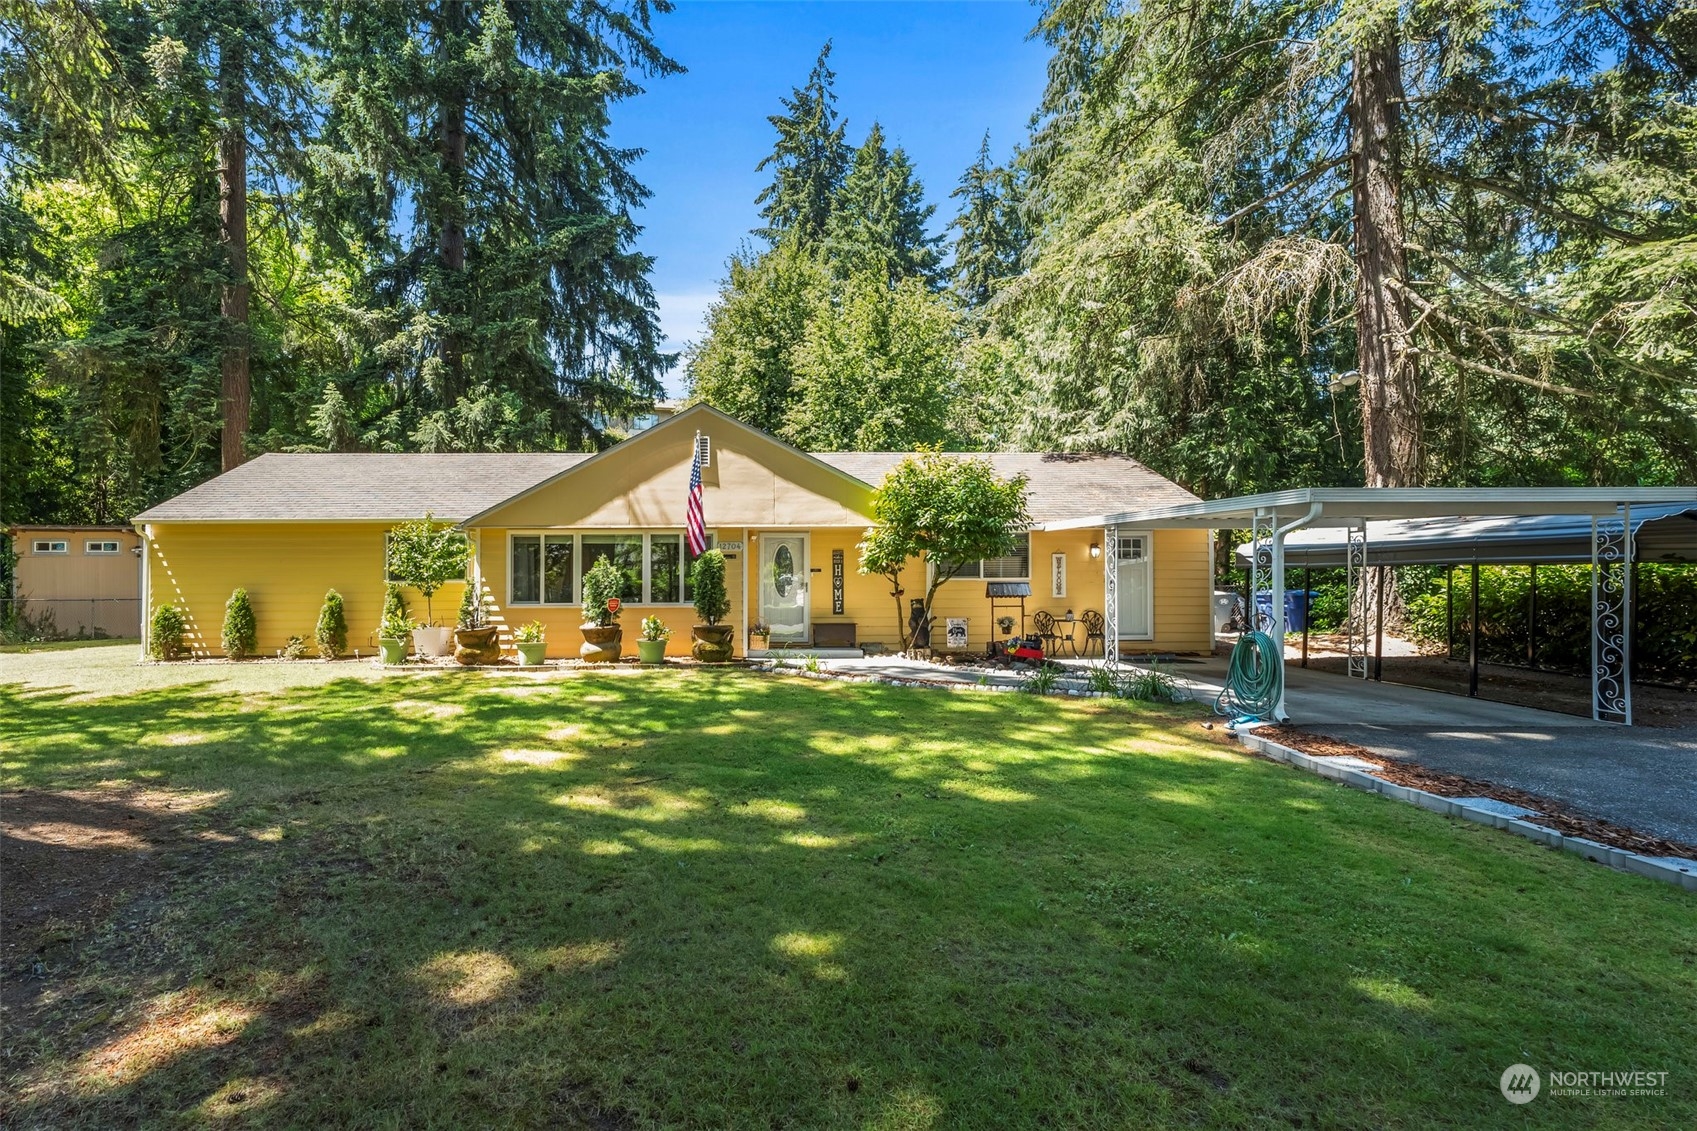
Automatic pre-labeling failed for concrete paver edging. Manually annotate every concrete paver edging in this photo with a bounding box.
[1236,728,1697,893]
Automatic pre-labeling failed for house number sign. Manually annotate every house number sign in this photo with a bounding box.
[832,550,845,615]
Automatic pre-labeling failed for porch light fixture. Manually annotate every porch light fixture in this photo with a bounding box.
[1089,541,1101,559]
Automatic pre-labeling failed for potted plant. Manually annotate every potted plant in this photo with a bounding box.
[749,620,770,652]
[637,615,670,664]
[386,513,468,658]
[513,621,548,666]
[689,549,734,662]
[378,609,415,665]
[579,557,625,662]
[453,583,501,665]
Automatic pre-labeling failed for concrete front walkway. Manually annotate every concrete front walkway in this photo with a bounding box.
[807,652,1697,847]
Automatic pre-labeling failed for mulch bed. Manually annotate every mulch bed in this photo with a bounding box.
[1256,726,1697,862]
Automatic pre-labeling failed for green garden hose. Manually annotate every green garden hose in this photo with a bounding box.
[1214,631,1283,725]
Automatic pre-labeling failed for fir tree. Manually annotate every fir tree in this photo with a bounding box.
[307,0,679,449]
[825,122,942,287]
[754,42,849,246]
[948,133,1024,308]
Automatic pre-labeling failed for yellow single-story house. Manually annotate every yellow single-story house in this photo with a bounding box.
[132,405,1212,659]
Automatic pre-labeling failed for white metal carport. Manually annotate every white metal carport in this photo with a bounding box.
[1042,487,1697,726]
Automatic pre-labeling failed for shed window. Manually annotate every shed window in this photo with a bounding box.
[85,540,121,554]
[32,540,68,554]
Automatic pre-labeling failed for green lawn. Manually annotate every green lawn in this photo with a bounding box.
[2,646,1692,1129]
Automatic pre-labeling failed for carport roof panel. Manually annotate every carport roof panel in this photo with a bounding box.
[1238,504,1697,566]
[1041,486,1697,531]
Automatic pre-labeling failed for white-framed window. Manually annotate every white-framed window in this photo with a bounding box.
[85,540,121,554]
[1119,535,1147,562]
[944,533,1031,581]
[32,540,68,554]
[508,531,714,606]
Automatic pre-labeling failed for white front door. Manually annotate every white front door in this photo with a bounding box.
[1117,532,1152,640]
[758,533,810,645]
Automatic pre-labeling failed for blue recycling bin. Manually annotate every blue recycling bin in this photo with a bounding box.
[1253,590,1318,631]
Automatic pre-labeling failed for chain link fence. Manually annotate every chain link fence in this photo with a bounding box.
[1,597,141,642]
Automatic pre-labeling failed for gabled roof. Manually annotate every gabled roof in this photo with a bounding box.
[814,452,1199,524]
[132,452,589,523]
[129,413,1200,528]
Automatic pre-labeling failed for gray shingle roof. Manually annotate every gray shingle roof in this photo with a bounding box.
[132,448,1194,526]
[132,453,590,523]
[812,452,1199,524]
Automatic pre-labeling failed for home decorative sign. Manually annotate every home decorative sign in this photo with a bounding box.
[1051,552,1067,598]
[831,550,845,614]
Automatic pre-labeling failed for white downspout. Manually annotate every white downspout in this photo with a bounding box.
[1270,503,1323,721]
[137,525,151,661]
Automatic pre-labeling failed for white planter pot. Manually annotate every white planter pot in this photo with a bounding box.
[412,626,454,657]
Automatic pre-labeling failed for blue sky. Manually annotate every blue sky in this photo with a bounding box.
[611,0,1052,393]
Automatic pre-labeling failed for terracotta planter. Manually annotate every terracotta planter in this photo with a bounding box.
[579,623,623,663]
[412,625,453,657]
[377,637,408,665]
[636,638,667,664]
[516,641,547,666]
[454,625,501,666]
[691,623,735,663]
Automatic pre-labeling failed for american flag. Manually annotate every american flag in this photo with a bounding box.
[686,434,707,556]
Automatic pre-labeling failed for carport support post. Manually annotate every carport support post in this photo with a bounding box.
[1373,565,1385,682]
[1468,562,1480,698]
[1591,507,1633,724]
[1445,566,1454,659]
[1103,524,1119,670]
[1301,566,1310,668]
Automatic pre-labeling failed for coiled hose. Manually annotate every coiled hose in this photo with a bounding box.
[1214,631,1283,724]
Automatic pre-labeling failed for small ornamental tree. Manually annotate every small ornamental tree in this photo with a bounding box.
[315,590,348,659]
[689,549,730,625]
[222,588,258,659]
[858,450,1030,651]
[581,557,625,627]
[456,583,491,629]
[150,604,187,660]
[386,513,469,626]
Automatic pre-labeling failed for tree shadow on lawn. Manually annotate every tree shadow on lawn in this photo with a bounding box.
[3,670,1695,1129]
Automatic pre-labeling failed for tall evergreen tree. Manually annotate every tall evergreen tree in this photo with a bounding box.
[754,42,848,247]
[948,132,1024,308]
[825,122,942,286]
[308,0,679,449]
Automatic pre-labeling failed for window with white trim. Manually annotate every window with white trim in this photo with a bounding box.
[85,540,121,554]
[32,540,68,554]
[509,532,714,606]
[943,533,1031,580]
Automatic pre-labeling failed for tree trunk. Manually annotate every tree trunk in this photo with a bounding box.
[1350,32,1420,488]
[218,31,250,472]
[437,2,468,403]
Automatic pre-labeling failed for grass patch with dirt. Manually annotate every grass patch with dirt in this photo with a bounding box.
[2,644,1693,1128]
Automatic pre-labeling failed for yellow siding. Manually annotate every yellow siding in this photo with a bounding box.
[144,522,455,657]
[144,519,1211,662]
[926,527,1212,655]
[472,527,746,659]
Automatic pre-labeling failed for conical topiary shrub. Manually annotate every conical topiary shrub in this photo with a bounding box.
[222,587,257,659]
[316,589,348,659]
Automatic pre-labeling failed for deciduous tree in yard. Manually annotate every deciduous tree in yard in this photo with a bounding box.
[385,514,468,628]
[858,451,1029,652]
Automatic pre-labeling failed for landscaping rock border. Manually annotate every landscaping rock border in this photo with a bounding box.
[1235,726,1697,892]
